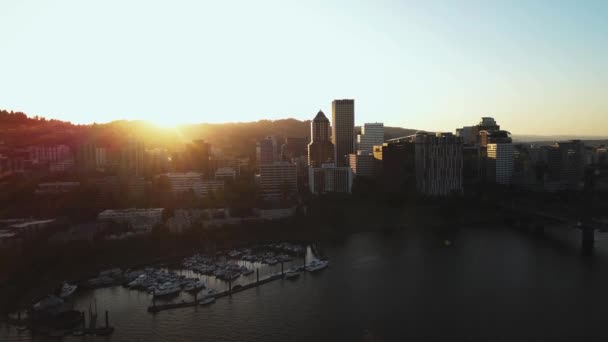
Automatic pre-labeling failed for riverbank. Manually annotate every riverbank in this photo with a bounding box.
[0,199,511,316]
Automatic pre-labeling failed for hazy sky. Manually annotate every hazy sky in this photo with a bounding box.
[1,1,607,135]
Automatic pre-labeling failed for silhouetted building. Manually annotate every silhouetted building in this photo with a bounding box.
[357,123,384,153]
[257,136,277,167]
[415,132,463,197]
[377,139,416,193]
[455,126,475,145]
[77,143,97,172]
[281,137,308,160]
[309,163,353,194]
[545,140,585,191]
[479,130,512,147]
[120,139,145,177]
[472,117,500,144]
[259,161,297,200]
[332,99,355,167]
[462,145,482,192]
[349,151,375,177]
[189,139,211,178]
[307,110,334,167]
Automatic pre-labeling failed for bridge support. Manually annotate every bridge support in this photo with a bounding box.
[581,224,595,255]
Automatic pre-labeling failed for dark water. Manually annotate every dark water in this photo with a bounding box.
[3,225,608,341]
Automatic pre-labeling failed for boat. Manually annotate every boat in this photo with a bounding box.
[59,282,78,298]
[284,271,301,279]
[153,284,181,298]
[16,325,28,332]
[305,260,329,272]
[241,268,254,276]
[199,297,216,306]
[184,280,206,292]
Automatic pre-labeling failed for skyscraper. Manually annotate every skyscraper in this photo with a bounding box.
[332,99,355,167]
[307,110,334,167]
[357,123,384,153]
[256,136,277,167]
[415,132,464,197]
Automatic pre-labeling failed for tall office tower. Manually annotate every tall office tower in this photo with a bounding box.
[357,123,384,153]
[332,99,355,167]
[256,136,277,167]
[190,139,211,178]
[487,143,514,185]
[120,139,145,177]
[415,132,464,197]
[307,110,334,167]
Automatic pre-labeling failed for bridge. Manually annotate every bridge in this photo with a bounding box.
[502,199,607,253]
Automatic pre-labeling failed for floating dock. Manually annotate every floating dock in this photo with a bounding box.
[147,273,287,313]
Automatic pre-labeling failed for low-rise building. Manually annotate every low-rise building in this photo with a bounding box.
[215,167,237,181]
[35,181,80,195]
[97,208,164,232]
[309,163,353,194]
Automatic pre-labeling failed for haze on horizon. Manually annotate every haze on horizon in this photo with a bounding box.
[0,0,607,136]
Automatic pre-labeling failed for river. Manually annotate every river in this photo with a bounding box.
[3,224,608,341]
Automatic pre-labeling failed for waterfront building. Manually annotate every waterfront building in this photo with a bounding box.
[357,123,384,153]
[97,208,164,232]
[332,99,355,167]
[307,110,334,167]
[415,132,463,196]
[258,161,297,200]
[35,181,80,195]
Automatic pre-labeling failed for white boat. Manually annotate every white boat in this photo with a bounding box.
[59,282,78,298]
[305,260,329,272]
[199,297,215,306]
[184,280,206,292]
[153,284,181,298]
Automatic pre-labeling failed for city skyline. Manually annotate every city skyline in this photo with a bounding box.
[1,1,607,135]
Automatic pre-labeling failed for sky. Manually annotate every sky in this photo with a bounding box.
[0,0,607,135]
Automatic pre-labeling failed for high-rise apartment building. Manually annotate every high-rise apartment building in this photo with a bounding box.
[332,99,355,167]
[415,132,463,196]
[357,123,384,153]
[307,110,334,167]
[120,139,145,177]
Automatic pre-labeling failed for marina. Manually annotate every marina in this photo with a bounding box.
[2,243,326,338]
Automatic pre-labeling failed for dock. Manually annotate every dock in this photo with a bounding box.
[148,272,287,313]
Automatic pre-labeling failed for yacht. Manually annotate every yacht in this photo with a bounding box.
[153,284,181,298]
[59,282,78,298]
[305,260,329,272]
[184,280,206,292]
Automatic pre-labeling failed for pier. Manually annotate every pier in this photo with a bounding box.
[148,272,287,313]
